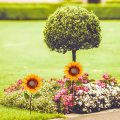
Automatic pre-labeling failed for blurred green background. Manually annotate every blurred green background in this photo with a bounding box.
[0,0,120,92]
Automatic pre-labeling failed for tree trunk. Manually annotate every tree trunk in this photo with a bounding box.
[71,50,76,107]
[72,50,76,62]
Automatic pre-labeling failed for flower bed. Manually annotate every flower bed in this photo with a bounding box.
[0,73,120,114]
[54,73,120,114]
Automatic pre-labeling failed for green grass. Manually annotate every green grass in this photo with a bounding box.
[0,20,120,120]
[0,20,120,94]
[0,105,64,120]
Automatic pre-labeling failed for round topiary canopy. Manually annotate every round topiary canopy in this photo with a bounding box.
[44,6,101,54]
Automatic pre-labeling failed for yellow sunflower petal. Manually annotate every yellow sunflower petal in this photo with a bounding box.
[22,74,42,93]
[64,61,83,81]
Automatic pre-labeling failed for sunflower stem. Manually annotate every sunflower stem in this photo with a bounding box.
[72,81,74,107]
[30,94,32,115]
[72,50,76,62]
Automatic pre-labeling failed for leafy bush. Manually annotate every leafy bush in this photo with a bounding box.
[0,3,120,20]
[0,79,60,113]
[44,6,101,54]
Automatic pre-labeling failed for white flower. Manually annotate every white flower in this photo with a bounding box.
[85,103,90,107]
[78,101,82,106]
[112,89,117,96]
[114,87,120,92]
[77,90,84,95]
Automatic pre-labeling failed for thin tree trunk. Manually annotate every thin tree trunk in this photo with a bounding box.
[72,50,76,62]
[72,81,74,106]
[71,50,76,108]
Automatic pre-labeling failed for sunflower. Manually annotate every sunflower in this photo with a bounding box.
[22,74,42,93]
[64,62,83,81]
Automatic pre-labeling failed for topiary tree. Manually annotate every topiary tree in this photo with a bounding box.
[44,6,101,61]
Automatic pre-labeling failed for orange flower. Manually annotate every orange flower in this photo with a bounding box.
[64,62,83,81]
[22,74,42,93]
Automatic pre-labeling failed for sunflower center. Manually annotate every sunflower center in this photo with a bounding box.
[27,79,38,89]
[69,67,80,76]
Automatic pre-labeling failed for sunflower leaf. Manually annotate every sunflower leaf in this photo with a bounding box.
[65,80,71,88]
[89,79,95,82]
[76,81,82,86]
[24,92,30,99]
[33,93,41,99]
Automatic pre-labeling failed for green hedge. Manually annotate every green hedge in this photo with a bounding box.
[0,3,63,20]
[0,3,120,20]
[84,4,120,19]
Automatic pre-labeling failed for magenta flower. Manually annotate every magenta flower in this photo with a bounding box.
[102,73,110,80]
[54,89,68,102]
[62,95,73,107]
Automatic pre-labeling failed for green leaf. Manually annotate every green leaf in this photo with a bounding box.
[33,93,41,99]
[76,81,82,86]
[24,92,30,99]
[89,79,95,82]
[65,80,71,88]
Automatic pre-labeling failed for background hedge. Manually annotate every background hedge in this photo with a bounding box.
[0,3,120,20]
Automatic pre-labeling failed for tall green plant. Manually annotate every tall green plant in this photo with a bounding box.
[44,6,101,61]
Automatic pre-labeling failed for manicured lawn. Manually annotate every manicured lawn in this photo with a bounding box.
[0,20,120,120]
[0,20,120,95]
[0,105,64,120]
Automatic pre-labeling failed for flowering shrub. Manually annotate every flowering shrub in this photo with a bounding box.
[0,79,60,113]
[1,74,120,114]
[54,73,120,114]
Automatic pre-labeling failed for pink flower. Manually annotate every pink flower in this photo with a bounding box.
[69,103,73,107]
[64,101,69,106]
[60,89,68,95]
[54,89,68,102]
[83,86,89,92]
[62,95,73,107]
[54,95,60,102]
[78,76,83,81]
[83,79,89,83]
[76,86,82,91]
[68,94,73,101]
[96,80,106,88]
[17,79,22,85]
[78,76,89,83]
[102,73,110,80]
